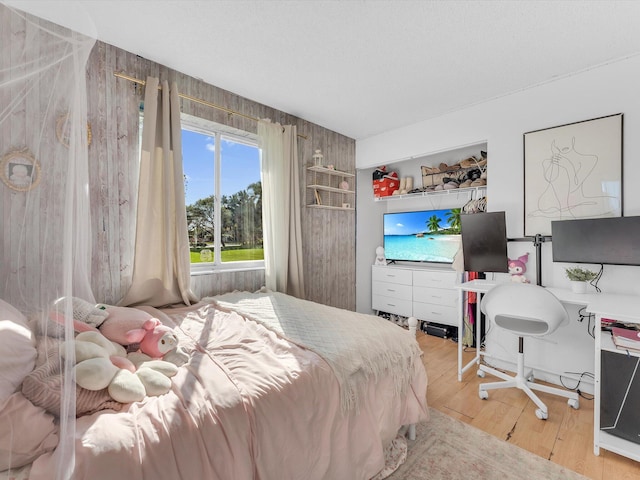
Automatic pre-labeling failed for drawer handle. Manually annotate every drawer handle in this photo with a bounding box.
[386,289,396,293]
[387,303,397,307]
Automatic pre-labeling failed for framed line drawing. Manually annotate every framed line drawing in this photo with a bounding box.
[0,148,41,192]
[523,113,622,236]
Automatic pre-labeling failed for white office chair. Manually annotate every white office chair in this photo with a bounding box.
[477,283,580,420]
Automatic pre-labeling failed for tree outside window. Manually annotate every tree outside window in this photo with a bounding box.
[182,117,263,269]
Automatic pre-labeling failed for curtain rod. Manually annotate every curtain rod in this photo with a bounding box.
[113,72,307,139]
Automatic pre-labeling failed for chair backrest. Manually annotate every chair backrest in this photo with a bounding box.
[480,283,568,337]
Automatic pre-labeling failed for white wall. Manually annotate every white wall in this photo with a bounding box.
[355,54,640,393]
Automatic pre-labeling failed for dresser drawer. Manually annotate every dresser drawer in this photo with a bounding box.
[412,302,457,327]
[372,280,412,301]
[413,285,458,307]
[372,266,413,285]
[413,269,457,288]
[373,295,413,317]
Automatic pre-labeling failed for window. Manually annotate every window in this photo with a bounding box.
[181,115,263,272]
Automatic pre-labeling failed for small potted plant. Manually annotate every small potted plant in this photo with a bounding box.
[565,267,597,293]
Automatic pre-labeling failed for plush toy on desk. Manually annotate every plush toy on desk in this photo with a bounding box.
[508,253,530,283]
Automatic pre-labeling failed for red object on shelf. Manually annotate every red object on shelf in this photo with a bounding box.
[373,172,399,198]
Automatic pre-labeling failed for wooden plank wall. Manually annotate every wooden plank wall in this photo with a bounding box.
[0,10,93,313]
[85,41,356,309]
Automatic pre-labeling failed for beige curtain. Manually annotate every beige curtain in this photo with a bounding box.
[120,77,197,307]
[258,119,305,298]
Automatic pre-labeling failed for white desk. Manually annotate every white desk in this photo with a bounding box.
[586,295,640,462]
[455,279,640,462]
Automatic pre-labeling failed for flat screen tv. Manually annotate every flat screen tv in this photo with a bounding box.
[551,216,640,266]
[383,208,461,264]
[460,212,509,273]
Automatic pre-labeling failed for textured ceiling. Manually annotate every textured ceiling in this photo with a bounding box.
[7,1,640,140]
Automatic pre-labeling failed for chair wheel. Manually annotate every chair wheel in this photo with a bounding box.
[535,409,548,420]
[568,398,580,410]
[479,389,488,400]
[477,369,485,378]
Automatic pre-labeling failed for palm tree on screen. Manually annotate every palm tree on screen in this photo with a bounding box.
[446,208,462,233]
[426,215,441,233]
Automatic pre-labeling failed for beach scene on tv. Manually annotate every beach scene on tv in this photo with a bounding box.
[383,208,461,263]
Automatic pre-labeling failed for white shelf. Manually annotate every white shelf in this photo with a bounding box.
[598,431,640,463]
[308,165,354,178]
[374,185,486,201]
[308,184,355,194]
[306,165,355,210]
[307,204,354,211]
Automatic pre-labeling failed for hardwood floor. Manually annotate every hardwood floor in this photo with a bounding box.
[417,331,640,480]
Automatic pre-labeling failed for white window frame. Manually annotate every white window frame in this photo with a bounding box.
[181,114,264,275]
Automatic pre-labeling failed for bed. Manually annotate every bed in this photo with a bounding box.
[1,290,428,480]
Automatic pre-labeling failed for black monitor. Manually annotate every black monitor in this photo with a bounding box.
[551,216,640,266]
[460,212,509,273]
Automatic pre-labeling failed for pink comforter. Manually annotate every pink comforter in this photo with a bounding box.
[30,300,428,480]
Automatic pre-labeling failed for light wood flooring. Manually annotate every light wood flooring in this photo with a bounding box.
[417,331,640,480]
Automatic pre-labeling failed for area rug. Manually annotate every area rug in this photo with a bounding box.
[386,408,588,480]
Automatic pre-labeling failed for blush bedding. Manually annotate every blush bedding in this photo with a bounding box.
[7,291,428,480]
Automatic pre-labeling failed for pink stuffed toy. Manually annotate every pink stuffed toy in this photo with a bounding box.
[126,318,188,365]
[508,253,530,283]
[125,318,180,359]
[98,305,158,346]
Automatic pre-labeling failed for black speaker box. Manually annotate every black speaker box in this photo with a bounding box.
[424,322,457,339]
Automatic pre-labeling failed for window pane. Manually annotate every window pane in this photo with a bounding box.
[220,137,263,262]
[183,129,216,263]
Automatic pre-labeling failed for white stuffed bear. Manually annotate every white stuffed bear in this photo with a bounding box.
[61,331,178,404]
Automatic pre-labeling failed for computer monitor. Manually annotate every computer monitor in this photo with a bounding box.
[460,212,509,273]
[552,216,640,266]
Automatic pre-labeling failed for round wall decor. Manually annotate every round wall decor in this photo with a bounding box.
[56,113,92,148]
[0,149,41,192]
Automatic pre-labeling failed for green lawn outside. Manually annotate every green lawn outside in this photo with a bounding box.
[190,248,264,263]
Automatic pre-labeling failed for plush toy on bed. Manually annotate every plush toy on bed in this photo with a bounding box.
[508,253,531,283]
[49,297,188,367]
[44,296,110,337]
[62,330,178,403]
[123,317,189,366]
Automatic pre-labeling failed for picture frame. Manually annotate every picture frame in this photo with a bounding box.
[523,113,623,236]
[0,149,41,192]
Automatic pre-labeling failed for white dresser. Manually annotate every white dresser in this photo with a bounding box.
[372,265,459,326]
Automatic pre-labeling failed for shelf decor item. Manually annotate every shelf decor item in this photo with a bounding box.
[312,149,324,166]
[565,267,597,293]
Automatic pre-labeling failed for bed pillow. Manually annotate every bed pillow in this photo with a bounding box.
[0,392,58,470]
[0,299,37,404]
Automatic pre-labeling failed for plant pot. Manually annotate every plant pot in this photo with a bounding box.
[570,281,587,294]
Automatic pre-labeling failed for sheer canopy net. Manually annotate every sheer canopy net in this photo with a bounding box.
[0,4,96,478]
